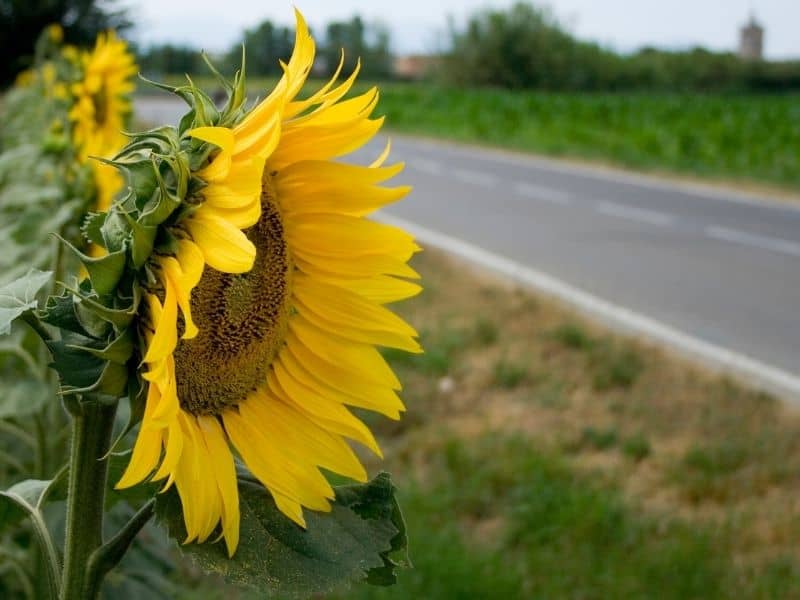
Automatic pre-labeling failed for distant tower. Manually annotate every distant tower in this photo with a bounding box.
[739,14,764,60]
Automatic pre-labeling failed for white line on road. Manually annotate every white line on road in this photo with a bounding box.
[378,213,800,404]
[705,225,800,258]
[393,135,800,213]
[408,158,444,176]
[452,168,497,187]
[513,182,572,205]
[596,201,675,227]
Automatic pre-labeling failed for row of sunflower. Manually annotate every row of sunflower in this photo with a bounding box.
[0,9,415,600]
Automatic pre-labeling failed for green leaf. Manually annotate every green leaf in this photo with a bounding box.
[155,472,406,597]
[0,269,52,335]
[338,473,410,586]
[0,478,63,598]
[0,472,66,531]
[0,378,53,419]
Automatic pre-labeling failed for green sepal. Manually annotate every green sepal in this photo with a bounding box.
[73,292,113,338]
[68,326,133,365]
[55,348,128,397]
[155,471,408,598]
[82,212,106,247]
[185,76,220,128]
[41,293,88,335]
[101,210,132,253]
[116,126,179,158]
[139,156,186,227]
[46,331,106,390]
[66,282,140,329]
[119,156,160,207]
[59,237,127,296]
[0,269,52,336]
[125,212,158,268]
[178,109,198,139]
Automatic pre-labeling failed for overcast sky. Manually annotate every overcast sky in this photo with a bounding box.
[128,0,799,59]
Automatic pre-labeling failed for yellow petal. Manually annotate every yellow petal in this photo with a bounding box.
[267,366,382,456]
[198,415,240,557]
[279,347,405,419]
[189,127,235,182]
[289,317,401,389]
[143,289,178,363]
[160,257,198,339]
[186,209,256,274]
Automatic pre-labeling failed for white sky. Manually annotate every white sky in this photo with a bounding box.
[128,0,799,59]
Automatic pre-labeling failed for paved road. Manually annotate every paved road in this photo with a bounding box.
[135,96,800,396]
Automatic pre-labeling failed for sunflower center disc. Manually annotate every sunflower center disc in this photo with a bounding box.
[92,86,109,127]
[173,179,292,416]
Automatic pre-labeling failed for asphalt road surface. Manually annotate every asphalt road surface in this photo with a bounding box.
[135,96,800,398]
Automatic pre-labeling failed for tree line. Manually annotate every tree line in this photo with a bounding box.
[138,16,392,80]
[443,3,800,92]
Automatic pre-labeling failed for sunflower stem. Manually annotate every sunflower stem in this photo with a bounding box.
[60,400,117,600]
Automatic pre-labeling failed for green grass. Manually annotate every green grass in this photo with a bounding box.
[621,433,652,462]
[551,322,595,351]
[579,426,619,451]
[492,358,529,389]
[337,435,748,600]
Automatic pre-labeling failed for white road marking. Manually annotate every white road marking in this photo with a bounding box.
[596,201,674,227]
[378,213,800,404]
[705,225,800,258]
[452,168,497,187]
[513,182,572,205]
[391,135,800,213]
[408,158,444,176]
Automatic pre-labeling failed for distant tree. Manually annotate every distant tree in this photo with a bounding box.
[236,20,294,76]
[138,44,206,78]
[444,1,800,92]
[322,16,392,79]
[0,0,130,86]
[444,2,620,90]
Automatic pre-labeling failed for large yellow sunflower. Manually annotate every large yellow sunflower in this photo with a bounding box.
[69,30,136,212]
[117,10,419,557]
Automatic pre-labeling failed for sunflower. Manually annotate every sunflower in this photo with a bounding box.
[69,30,136,212]
[117,9,419,557]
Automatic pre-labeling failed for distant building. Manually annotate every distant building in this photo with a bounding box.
[393,55,441,80]
[739,15,764,61]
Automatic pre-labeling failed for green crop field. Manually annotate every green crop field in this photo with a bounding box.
[375,84,800,189]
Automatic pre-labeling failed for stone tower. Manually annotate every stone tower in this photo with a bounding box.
[739,14,764,61]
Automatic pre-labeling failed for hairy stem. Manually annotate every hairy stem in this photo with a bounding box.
[60,401,117,600]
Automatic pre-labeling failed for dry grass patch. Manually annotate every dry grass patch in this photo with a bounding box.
[372,248,800,583]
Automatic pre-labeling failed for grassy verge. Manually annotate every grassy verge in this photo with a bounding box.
[343,249,800,599]
[138,76,800,190]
